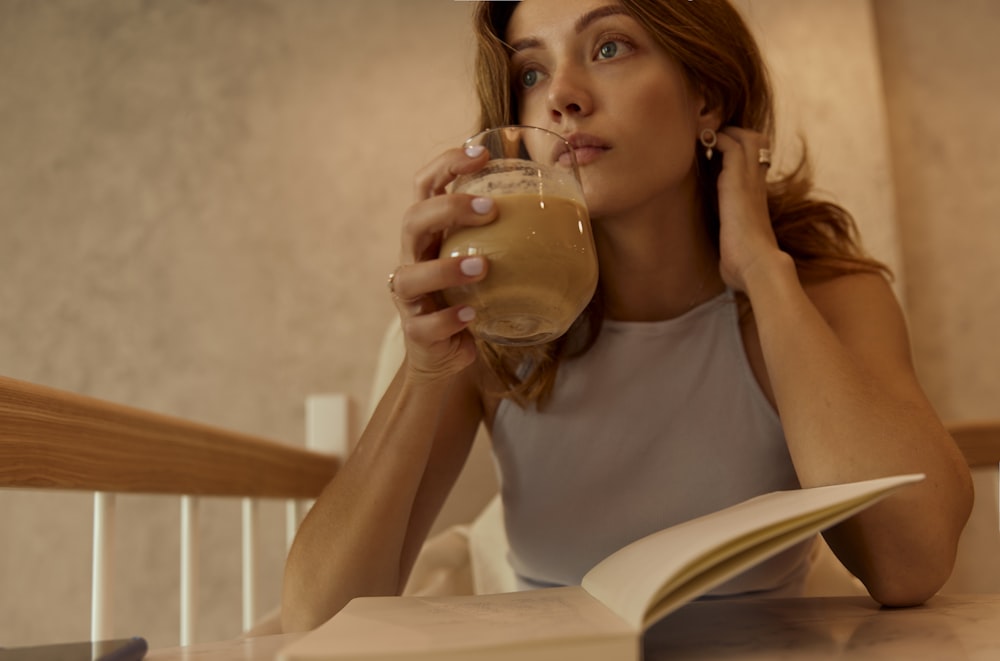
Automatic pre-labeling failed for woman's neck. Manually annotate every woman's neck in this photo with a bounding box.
[592,192,723,322]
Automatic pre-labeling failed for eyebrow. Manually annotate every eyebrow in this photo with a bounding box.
[509,4,632,53]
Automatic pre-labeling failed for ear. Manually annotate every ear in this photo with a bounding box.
[693,85,724,133]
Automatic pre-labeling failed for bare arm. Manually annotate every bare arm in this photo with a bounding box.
[745,263,972,605]
[282,145,499,631]
[715,127,972,605]
[280,363,482,631]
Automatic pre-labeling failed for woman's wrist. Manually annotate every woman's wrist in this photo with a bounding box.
[740,249,797,302]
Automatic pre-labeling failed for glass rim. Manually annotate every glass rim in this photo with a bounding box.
[465,124,571,145]
[462,124,580,178]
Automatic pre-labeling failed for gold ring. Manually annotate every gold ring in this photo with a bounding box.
[386,268,399,295]
[758,148,772,167]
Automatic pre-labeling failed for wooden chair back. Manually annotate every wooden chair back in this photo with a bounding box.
[949,420,1000,468]
[0,375,343,645]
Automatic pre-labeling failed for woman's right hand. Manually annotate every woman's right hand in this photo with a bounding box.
[389,144,497,383]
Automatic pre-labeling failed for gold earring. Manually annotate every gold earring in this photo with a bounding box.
[699,128,717,160]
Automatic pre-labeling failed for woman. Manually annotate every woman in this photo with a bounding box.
[281,0,973,632]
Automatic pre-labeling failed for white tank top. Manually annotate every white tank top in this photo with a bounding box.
[490,290,812,595]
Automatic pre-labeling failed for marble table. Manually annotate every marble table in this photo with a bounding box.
[644,594,1000,659]
[147,593,1000,660]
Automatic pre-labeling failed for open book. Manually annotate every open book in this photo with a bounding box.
[278,473,924,661]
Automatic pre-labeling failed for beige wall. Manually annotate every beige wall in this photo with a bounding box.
[735,0,905,289]
[0,0,478,647]
[873,0,1000,421]
[1,0,997,648]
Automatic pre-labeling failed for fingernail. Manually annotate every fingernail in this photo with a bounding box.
[465,144,486,158]
[471,197,493,214]
[460,256,485,276]
[458,306,476,322]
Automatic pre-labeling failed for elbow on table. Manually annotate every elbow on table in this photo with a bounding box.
[863,547,960,609]
[280,591,324,633]
[282,593,354,633]
[280,569,395,632]
[867,577,943,609]
[280,607,315,634]
[280,570,343,633]
[869,471,975,608]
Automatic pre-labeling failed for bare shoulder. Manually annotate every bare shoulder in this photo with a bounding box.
[802,270,899,314]
[801,271,916,371]
[801,271,902,330]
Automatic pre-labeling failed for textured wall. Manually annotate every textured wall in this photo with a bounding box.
[734,0,905,290]
[0,0,477,647]
[872,0,1000,421]
[1,0,997,650]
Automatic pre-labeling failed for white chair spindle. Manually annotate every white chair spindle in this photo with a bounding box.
[91,491,116,641]
[241,497,259,632]
[285,500,304,552]
[291,394,349,562]
[180,495,200,645]
[306,394,350,457]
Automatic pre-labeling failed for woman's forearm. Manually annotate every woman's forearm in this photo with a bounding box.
[743,252,973,604]
[281,365,480,631]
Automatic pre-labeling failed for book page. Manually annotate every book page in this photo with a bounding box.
[582,474,924,628]
[278,586,636,661]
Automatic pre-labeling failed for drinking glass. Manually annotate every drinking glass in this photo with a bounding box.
[440,125,598,346]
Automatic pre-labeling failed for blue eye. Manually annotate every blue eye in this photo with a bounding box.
[598,41,619,59]
[521,69,539,88]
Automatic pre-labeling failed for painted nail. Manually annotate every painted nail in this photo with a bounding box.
[458,306,476,322]
[465,144,486,158]
[471,197,493,214]
[460,256,485,276]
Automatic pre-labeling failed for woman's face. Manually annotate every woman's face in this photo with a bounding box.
[506,0,715,220]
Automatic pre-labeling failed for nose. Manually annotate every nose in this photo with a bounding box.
[546,63,593,122]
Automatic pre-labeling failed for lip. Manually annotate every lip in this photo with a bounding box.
[553,133,610,167]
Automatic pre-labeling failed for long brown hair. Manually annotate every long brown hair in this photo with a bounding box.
[471,0,889,406]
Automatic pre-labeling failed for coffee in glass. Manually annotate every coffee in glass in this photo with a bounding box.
[441,126,598,346]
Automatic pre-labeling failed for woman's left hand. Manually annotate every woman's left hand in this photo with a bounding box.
[713,127,784,293]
